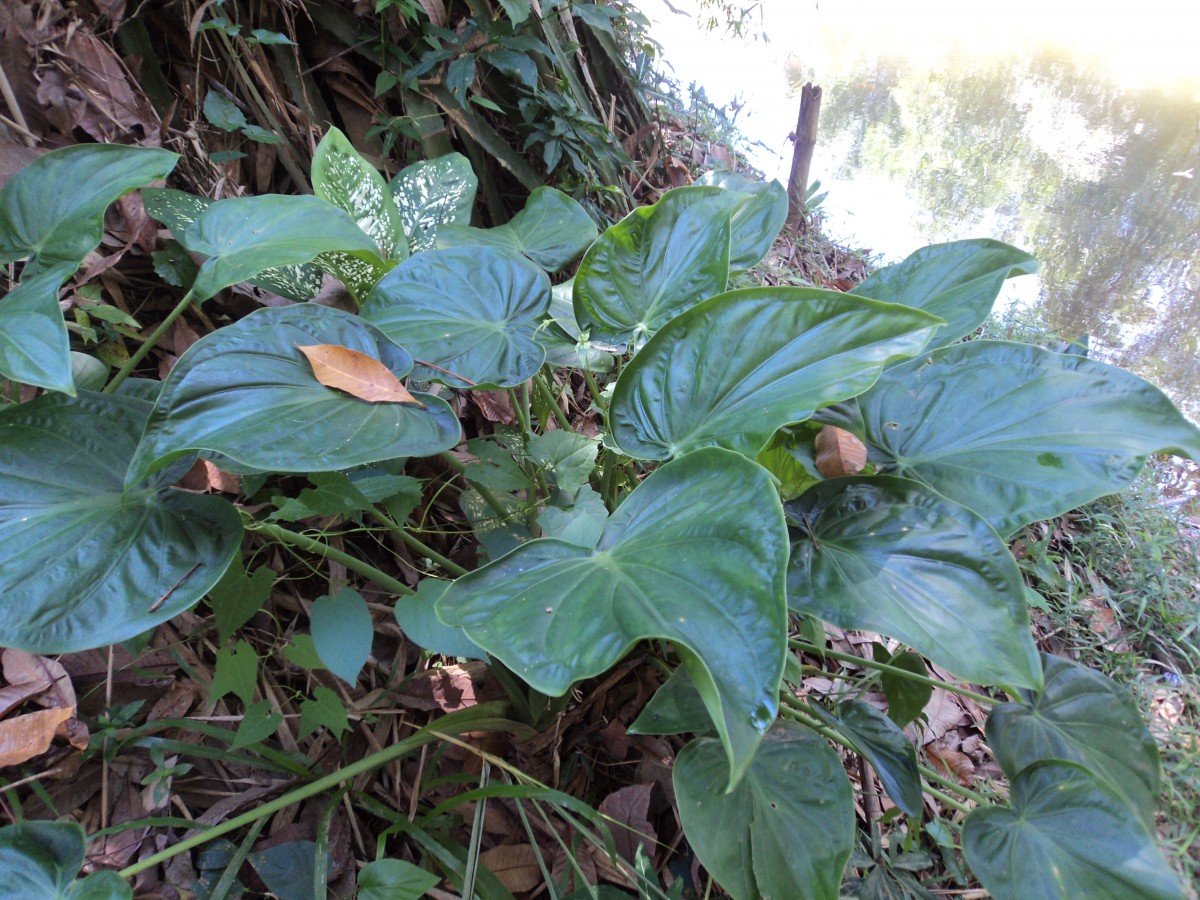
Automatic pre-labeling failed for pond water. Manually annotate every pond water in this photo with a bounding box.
[650,0,1200,422]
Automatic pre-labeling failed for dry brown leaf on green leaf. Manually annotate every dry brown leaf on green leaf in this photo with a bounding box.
[814,424,868,477]
[297,344,425,406]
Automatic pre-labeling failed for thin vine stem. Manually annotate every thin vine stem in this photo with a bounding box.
[788,640,999,707]
[104,289,195,393]
[534,369,572,431]
[118,725,443,878]
[246,518,415,596]
[579,365,606,415]
[367,508,468,577]
[438,450,511,521]
[918,762,989,806]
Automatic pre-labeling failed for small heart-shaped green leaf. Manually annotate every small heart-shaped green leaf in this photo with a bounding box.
[674,721,855,900]
[785,475,1042,690]
[831,341,1200,535]
[986,653,1161,829]
[0,392,241,653]
[361,246,550,388]
[851,239,1037,348]
[438,448,788,786]
[963,762,1182,900]
[610,288,942,460]
[390,152,477,253]
[0,143,177,274]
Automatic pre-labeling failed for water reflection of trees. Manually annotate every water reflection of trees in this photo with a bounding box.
[803,54,1200,418]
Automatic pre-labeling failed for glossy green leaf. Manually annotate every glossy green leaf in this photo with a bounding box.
[0,392,241,653]
[0,821,132,899]
[527,431,598,494]
[438,448,788,786]
[312,127,408,261]
[127,305,461,484]
[0,263,76,394]
[180,195,382,300]
[808,699,923,816]
[535,484,607,548]
[311,588,373,684]
[786,476,1042,690]
[963,762,1183,900]
[0,143,177,275]
[696,170,788,271]
[876,646,932,727]
[70,352,109,392]
[573,185,739,348]
[394,579,486,660]
[389,152,477,253]
[141,188,323,301]
[629,665,714,736]
[674,721,855,900]
[609,288,943,460]
[437,186,597,272]
[986,653,1160,829]
[361,246,550,388]
[836,341,1200,535]
[359,859,441,900]
[851,239,1038,347]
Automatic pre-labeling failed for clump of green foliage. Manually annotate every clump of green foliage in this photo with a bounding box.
[0,134,1197,898]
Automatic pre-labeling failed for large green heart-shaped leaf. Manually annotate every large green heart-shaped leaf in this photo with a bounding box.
[963,762,1183,900]
[0,821,132,899]
[0,143,178,275]
[437,186,597,273]
[0,263,76,394]
[808,699,923,816]
[312,127,408,261]
[142,188,324,301]
[833,341,1200,535]
[438,448,788,785]
[696,170,788,271]
[609,288,942,460]
[851,239,1038,348]
[674,721,854,900]
[986,653,1160,829]
[0,392,241,653]
[181,195,383,301]
[573,186,739,348]
[127,305,461,484]
[361,246,550,388]
[390,152,477,253]
[785,476,1041,690]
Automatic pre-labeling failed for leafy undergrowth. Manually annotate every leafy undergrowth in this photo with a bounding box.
[1,3,1197,899]
[1011,469,1200,889]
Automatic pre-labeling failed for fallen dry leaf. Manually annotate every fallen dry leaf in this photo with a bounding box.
[598,784,656,867]
[0,649,75,715]
[479,844,544,893]
[395,663,482,712]
[927,742,977,787]
[297,344,425,406]
[0,705,75,767]
[814,425,868,477]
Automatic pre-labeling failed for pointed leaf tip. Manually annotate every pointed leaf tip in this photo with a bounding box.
[297,343,425,407]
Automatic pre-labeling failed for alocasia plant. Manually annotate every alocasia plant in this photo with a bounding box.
[0,136,1192,898]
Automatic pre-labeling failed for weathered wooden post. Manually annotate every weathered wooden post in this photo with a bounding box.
[786,81,822,230]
